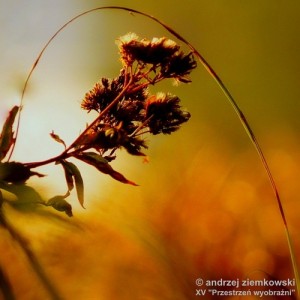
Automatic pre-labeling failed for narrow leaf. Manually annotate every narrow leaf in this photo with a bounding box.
[75,152,138,186]
[72,164,84,208]
[50,130,66,149]
[0,106,19,161]
[60,160,84,208]
[60,160,75,191]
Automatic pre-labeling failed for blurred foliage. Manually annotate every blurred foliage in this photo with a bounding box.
[1,130,300,299]
[1,1,300,299]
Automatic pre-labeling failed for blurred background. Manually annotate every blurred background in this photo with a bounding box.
[1,1,300,299]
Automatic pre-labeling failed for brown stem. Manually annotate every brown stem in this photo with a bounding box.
[129,114,154,137]
[25,74,134,169]
[65,74,133,153]
[24,145,90,169]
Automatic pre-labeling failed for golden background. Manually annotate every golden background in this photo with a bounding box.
[1,1,300,299]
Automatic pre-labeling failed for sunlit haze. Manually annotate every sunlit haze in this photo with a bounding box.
[1,1,300,299]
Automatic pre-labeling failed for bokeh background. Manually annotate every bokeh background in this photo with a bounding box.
[1,1,300,299]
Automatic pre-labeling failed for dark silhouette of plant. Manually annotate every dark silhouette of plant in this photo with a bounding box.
[0,30,196,299]
[0,33,195,217]
[0,5,299,300]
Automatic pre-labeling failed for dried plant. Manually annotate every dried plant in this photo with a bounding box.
[0,21,195,298]
[0,5,299,300]
[0,33,195,217]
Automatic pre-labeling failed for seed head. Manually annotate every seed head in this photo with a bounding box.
[117,33,180,66]
[161,51,197,82]
[145,93,191,135]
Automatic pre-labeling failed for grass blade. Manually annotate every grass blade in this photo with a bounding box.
[11,5,299,298]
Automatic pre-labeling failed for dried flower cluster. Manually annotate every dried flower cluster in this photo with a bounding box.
[81,33,196,159]
[0,33,196,217]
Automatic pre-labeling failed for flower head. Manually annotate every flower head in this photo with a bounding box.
[161,51,197,82]
[145,93,191,135]
[117,33,179,66]
[81,76,123,113]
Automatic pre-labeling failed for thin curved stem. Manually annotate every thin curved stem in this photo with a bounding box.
[7,7,285,220]
[9,5,299,298]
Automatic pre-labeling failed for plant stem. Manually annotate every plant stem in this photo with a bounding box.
[25,75,134,169]
[65,74,133,153]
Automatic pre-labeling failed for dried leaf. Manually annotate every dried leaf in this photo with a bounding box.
[0,106,19,161]
[47,195,73,217]
[75,152,138,186]
[60,160,84,208]
[72,164,84,208]
[50,130,66,148]
[60,160,75,191]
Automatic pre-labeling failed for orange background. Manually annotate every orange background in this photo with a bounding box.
[1,1,300,299]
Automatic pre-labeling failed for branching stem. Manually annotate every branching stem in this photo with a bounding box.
[25,75,134,169]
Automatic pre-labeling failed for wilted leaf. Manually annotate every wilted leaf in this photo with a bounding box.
[47,195,73,217]
[0,162,45,183]
[50,130,66,148]
[59,160,84,208]
[0,106,19,161]
[75,152,138,186]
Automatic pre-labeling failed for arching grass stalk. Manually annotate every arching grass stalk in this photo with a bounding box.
[9,6,299,298]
